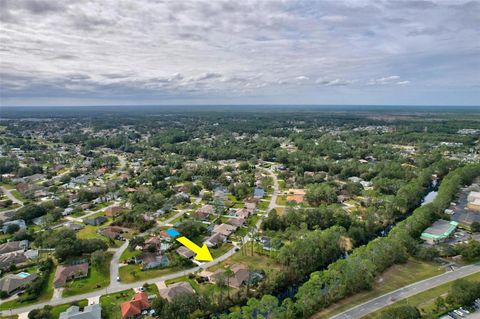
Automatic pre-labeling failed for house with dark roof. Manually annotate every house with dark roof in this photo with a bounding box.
[176,246,195,259]
[120,292,150,319]
[0,272,38,295]
[228,264,251,288]
[54,263,89,288]
[83,216,107,226]
[159,282,194,302]
[204,232,227,248]
[98,226,125,240]
[134,252,169,270]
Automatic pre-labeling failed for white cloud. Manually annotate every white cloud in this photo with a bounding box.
[0,0,479,105]
[316,78,355,86]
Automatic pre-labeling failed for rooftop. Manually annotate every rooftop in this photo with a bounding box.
[421,219,458,240]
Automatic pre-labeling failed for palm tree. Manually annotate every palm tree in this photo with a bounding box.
[224,268,234,300]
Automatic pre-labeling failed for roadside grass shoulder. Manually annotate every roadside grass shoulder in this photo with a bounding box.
[363,271,480,319]
[312,258,445,319]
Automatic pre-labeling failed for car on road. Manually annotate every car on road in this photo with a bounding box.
[116,276,120,281]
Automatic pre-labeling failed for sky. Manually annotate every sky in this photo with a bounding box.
[0,0,479,107]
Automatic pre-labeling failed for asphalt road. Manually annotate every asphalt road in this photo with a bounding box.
[330,262,480,319]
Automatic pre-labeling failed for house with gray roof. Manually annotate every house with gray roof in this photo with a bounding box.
[59,304,101,319]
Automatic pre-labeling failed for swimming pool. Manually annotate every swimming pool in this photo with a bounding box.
[16,272,30,278]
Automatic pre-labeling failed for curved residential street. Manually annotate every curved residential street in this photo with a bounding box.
[3,167,280,316]
[330,262,480,319]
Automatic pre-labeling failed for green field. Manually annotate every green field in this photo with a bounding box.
[364,271,480,319]
[62,253,113,297]
[312,258,446,319]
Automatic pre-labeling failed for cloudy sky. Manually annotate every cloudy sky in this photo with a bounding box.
[1,0,479,106]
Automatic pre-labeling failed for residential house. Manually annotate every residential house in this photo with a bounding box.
[253,187,265,199]
[234,208,251,219]
[212,224,237,237]
[287,195,304,203]
[0,251,28,270]
[98,226,125,240]
[227,217,245,227]
[204,232,227,248]
[0,240,28,255]
[1,219,27,233]
[62,208,74,216]
[228,264,251,288]
[0,272,38,296]
[83,216,107,226]
[105,206,123,217]
[54,263,89,288]
[159,282,194,302]
[195,204,215,220]
[120,292,150,319]
[59,304,101,319]
[176,246,195,259]
[244,201,256,211]
[0,240,32,270]
[135,252,169,270]
[64,222,84,231]
[144,236,161,250]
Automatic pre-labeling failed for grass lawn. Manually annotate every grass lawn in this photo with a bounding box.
[0,316,18,319]
[0,182,14,189]
[100,289,135,319]
[364,271,480,319]
[49,299,88,319]
[211,243,233,259]
[91,202,112,211]
[76,225,121,248]
[62,253,113,297]
[10,190,26,202]
[100,285,158,319]
[207,248,281,274]
[166,275,220,297]
[76,225,103,240]
[118,264,190,283]
[120,248,141,261]
[257,200,270,211]
[276,195,287,206]
[0,265,56,311]
[312,258,446,319]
